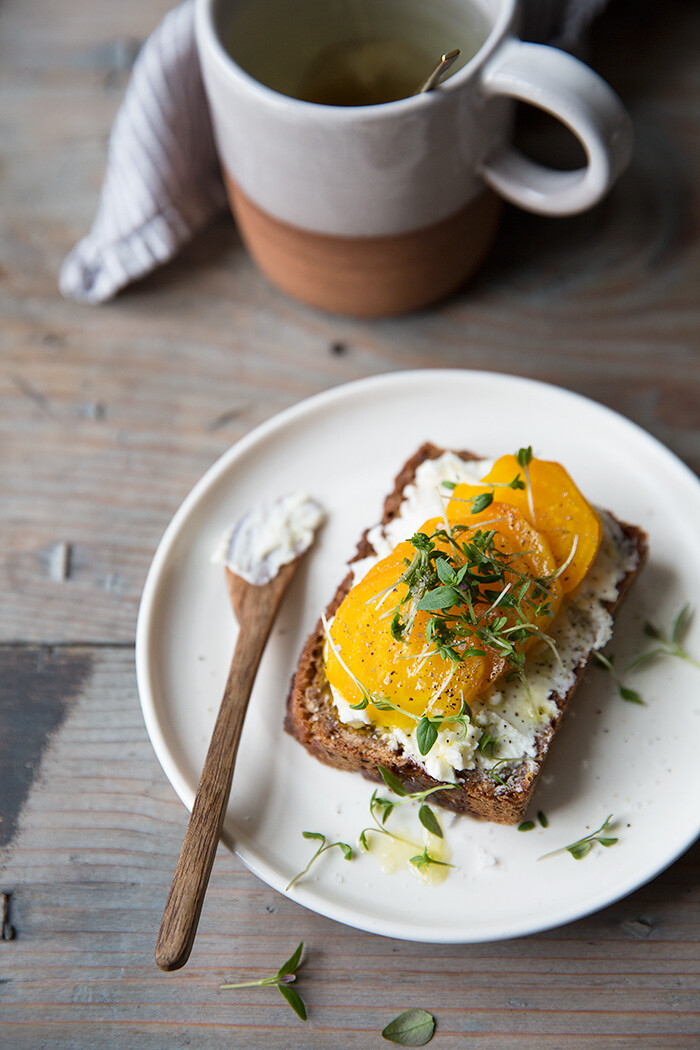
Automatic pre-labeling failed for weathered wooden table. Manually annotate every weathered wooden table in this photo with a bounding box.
[2,0,699,1046]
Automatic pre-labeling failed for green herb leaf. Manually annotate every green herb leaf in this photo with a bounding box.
[416,717,439,756]
[417,585,460,612]
[592,650,614,672]
[378,765,408,797]
[277,941,303,978]
[594,649,646,704]
[470,491,493,514]
[418,804,443,839]
[672,603,692,644]
[540,814,617,861]
[516,446,533,468]
[382,1008,436,1046]
[390,612,405,641]
[278,983,307,1020]
[435,558,456,584]
[518,821,535,832]
[287,834,354,890]
[537,810,549,828]
[628,605,699,672]
[441,480,457,492]
[372,794,396,825]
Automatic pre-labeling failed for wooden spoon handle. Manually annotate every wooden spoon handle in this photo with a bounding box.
[155,567,294,971]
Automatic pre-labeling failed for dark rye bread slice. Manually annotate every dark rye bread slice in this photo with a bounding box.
[285,443,648,824]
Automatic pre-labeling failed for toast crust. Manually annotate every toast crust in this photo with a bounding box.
[285,443,648,824]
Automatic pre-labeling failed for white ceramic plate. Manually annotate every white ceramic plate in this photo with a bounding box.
[136,370,700,943]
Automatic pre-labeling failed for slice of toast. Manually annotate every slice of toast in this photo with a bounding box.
[285,444,648,824]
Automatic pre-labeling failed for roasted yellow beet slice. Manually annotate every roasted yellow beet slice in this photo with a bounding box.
[449,456,602,592]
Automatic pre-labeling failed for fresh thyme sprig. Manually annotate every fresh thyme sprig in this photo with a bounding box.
[221,942,307,1020]
[629,604,700,672]
[286,832,353,891]
[592,650,644,704]
[539,814,618,860]
[358,766,456,874]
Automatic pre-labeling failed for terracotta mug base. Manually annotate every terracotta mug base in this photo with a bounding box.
[224,174,503,318]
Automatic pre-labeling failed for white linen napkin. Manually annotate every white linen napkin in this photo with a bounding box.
[59,0,610,304]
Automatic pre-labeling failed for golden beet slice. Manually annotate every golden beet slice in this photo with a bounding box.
[449,456,602,592]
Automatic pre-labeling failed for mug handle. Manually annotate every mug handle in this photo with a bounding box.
[479,39,633,216]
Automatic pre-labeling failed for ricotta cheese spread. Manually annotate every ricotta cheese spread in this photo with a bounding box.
[326,452,638,783]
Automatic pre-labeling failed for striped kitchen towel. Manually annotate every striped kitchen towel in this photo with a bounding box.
[59,0,610,304]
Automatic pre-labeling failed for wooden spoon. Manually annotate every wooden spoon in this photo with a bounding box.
[155,555,302,971]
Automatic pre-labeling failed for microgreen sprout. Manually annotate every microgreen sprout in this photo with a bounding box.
[286,832,353,891]
[477,730,500,759]
[221,942,307,1020]
[592,650,644,704]
[516,445,536,524]
[409,847,455,871]
[517,821,535,832]
[442,471,525,516]
[539,814,618,861]
[629,604,700,672]
[488,753,526,785]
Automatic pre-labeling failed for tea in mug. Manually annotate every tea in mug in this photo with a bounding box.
[222,0,489,106]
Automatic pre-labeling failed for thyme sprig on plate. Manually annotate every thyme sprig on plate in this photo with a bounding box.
[286,832,353,891]
[358,766,456,875]
[221,942,307,1020]
[592,650,644,704]
[594,604,699,703]
[631,604,700,671]
[539,814,618,860]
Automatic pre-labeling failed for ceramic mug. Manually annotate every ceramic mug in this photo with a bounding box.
[195,0,633,317]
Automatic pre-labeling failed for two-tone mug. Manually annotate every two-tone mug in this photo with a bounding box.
[196,0,633,316]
